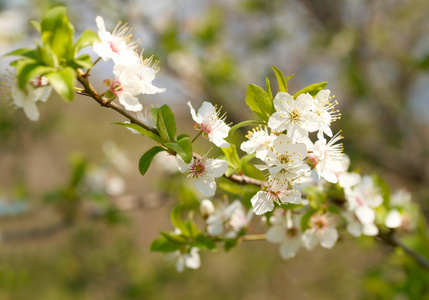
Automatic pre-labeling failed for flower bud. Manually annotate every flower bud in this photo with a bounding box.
[202,132,209,139]
[193,123,201,130]
[200,199,215,219]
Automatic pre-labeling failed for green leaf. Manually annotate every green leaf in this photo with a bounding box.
[193,234,217,250]
[113,122,163,144]
[40,6,75,63]
[138,146,166,176]
[272,66,294,93]
[265,77,273,101]
[3,48,38,60]
[74,29,100,54]
[166,137,193,164]
[228,120,262,139]
[161,232,189,245]
[301,208,317,232]
[45,67,76,101]
[15,59,55,89]
[30,20,41,32]
[245,84,274,122]
[150,107,159,124]
[221,144,240,170]
[293,82,328,99]
[73,54,93,69]
[183,219,201,238]
[224,238,238,252]
[171,205,190,237]
[177,134,190,140]
[150,236,182,252]
[156,105,176,142]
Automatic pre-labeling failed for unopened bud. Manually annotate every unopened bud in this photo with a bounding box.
[202,132,209,139]
[103,79,111,87]
[306,154,319,169]
[193,123,201,130]
[200,199,215,219]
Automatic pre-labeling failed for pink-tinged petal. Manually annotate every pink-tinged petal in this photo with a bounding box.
[268,112,288,132]
[194,177,216,196]
[266,225,286,243]
[319,227,338,249]
[205,159,228,178]
[251,191,274,215]
[279,238,301,259]
[301,230,318,250]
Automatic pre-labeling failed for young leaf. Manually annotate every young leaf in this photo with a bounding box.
[30,20,41,32]
[265,77,273,101]
[293,82,328,99]
[156,105,176,142]
[138,146,166,175]
[45,67,76,102]
[228,120,262,139]
[165,137,193,164]
[245,84,273,122]
[272,66,294,93]
[301,208,317,232]
[224,238,238,252]
[3,48,38,60]
[74,29,100,54]
[161,232,189,245]
[73,54,93,69]
[171,205,190,237]
[193,234,217,250]
[221,144,240,170]
[150,236,182,252]
[113,122,163,144]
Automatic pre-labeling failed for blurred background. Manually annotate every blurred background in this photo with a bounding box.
[1,0,429,299]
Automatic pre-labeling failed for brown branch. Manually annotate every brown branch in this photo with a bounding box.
[377,231,429,270]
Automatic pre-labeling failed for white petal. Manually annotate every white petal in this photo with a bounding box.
[279,238,301,259]
[185,248,201,269]
[319,227,338,249]
[268,112,287,132]
[23,98,40,121]
[355,206,375,224]
[118,93,142,111]
[362,223,379,236]
[251,191,274,215]
[194,177,216,196]
[33,85,52,102]
[210,135,230,148]
[175,254,185,272]
[176,156,189,173]
[205,159,228,178]
[385,209,402,228]
[301,230,318,250]
[266,225,286,243]
[197,101,216,120]
[95,16,106,32]
[346,222,362,237]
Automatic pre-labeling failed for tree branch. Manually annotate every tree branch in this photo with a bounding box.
[377,231,429,270]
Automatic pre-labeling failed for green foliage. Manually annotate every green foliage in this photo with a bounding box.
[45,67,76,101]
[272,65,294,93]
[166,136,193,164]
[156,105,176,143]
[74,29,100,55]
[245,84,274,122]
[300,208,317,232]
[139,146,166,176]
[228,120,262,139]
[265,77,273,100]
[293,82,328,99]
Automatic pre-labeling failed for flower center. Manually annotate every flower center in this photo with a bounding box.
[286,227,298,237]
[278,154,290,164]
[189,161,205,178]
[289,109,300,123]
[310,215,327,231]
[109,40,121,54]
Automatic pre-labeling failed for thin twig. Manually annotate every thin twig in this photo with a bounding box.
[377,231,429,270]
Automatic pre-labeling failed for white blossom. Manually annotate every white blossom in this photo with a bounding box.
[176,155,228,197]
[345,175,383,224]
[259,134,309,191]
[307,89,340,139]
[93,16,139,66]
[311,131,345,183]
[206,200,251,237]
[266,210,302,259]
[240,126,276,160]
[268,92,313,142]
[302,213,338,250]
[173,248,201,272]
[188,101,230,148]
[343,210,378,237]
[200,199,215,218]
[250,188,301,215]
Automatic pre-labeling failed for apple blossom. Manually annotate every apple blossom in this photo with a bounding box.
[240,126,276,160]
[302,213,338,249]
[250,188,301,215]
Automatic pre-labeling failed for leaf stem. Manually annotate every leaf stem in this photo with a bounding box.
[83,57,101,77]
[191,131,203,143]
